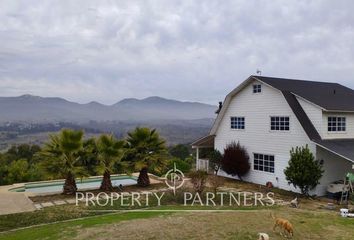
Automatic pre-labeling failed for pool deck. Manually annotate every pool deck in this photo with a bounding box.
[0,189,36,215]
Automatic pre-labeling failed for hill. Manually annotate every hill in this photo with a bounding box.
[0,95,216,123]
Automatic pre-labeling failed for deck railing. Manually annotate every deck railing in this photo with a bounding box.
[196,158,209,171]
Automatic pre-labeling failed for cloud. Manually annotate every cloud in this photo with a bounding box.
[0,0,354,104]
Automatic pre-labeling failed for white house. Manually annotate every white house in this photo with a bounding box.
[192,75,354,196]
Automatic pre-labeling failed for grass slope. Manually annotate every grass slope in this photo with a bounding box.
[0,211,167,240]
[1,206,354,240]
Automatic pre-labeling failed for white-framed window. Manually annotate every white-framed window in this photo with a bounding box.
[270,116,290,131]
[231,117,245,130]
[254,153,274,173]
[328,117,346,132]
[253,84,262,93]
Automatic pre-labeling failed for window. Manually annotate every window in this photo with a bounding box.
[270,116,290,131]
[253,84,262,93]
[231,117,245,129]
[328,117,346,132]
[254,153,274,173]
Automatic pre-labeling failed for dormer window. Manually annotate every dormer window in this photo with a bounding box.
[253,84,262,93]
[328,117,346,132]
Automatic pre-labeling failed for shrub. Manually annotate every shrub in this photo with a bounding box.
[189,170,208,194]
[221,142,250,181]
[208,149,223,175]
[169,144,190,160]
[168,158,192,173]
[284,145,324,196]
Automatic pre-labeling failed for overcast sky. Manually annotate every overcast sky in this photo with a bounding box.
[1,0,354,105]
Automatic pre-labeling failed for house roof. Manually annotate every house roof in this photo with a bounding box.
[313,139,354,163]
[191,134,215,148]
[282,91,322,141]
[253,76,354,112]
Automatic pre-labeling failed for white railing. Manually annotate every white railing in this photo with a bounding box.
[197,159,209,171]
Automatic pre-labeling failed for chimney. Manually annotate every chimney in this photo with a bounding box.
[215,101,223,114]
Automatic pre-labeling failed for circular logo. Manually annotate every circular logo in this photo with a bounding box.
[164,163,185,194]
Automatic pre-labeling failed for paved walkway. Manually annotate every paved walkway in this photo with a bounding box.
[0,192,36,215]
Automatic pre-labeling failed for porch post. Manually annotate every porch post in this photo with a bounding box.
[196,147,199,170]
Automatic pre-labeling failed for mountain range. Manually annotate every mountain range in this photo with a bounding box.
[0,95,216,123]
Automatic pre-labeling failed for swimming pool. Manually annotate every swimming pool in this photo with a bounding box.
[9,175,137,193]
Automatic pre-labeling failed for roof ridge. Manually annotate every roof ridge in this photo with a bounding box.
[252,75,339,85]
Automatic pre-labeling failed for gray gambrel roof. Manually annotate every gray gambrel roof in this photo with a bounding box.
[313,139,354,163]
[254,76,354,112]
[207,75,354,162]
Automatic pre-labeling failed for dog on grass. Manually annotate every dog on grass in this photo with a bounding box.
[290,197,299,208]
[271,213,294,238]
[258,233,269,240]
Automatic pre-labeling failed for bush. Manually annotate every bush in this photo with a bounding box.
[208,149,223,175]
[189,170,208,194]
[168,158,192,173]
[284,145,324,196]
[221,142,250,181]
[169,144,190,160]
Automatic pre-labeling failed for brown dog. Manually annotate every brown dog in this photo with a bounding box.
[271,213,294,238]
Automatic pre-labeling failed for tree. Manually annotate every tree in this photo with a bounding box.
[96,134,125,191]
[5,159,30,183]
[208,149,223,175]
[0,154,8,185]
[126,127,167,187]
[169,144,190,160]
[40,129,86,194]
[0,144,43,185]
[5,144,41,164]
[80,138,99,176]
[4,159,44,184]
[284,145,323,196]
[221,142,250,181]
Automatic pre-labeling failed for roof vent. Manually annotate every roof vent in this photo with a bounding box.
[333,89,336,95]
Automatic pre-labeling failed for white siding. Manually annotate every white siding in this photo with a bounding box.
[214,80,316,193]
[316,146,353,195]
[322,112,354,139]
[297,97,323,137]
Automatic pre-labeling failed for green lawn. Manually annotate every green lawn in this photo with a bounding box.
[1,206,354,240]
[0,211,168,240]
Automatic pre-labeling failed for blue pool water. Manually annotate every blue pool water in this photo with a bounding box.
[10,176,137,193]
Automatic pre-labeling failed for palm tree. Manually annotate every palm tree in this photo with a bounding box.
[40,129,86,194]
[126,127,167,187]
[80,138,99,176]
[96,134,125,191]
